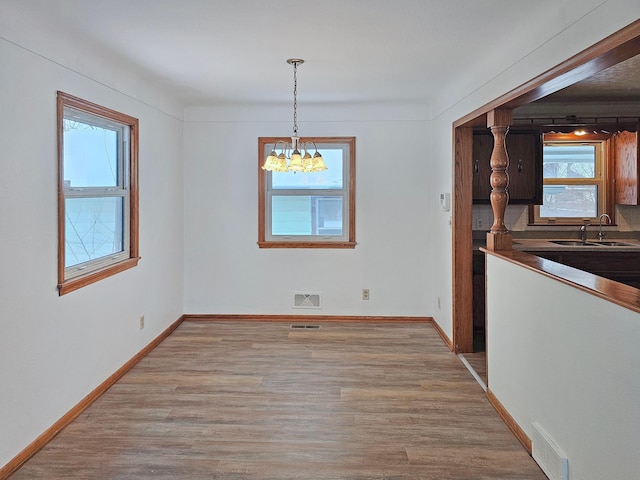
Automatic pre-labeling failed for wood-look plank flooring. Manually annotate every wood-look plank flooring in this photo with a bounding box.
[12,321,545,479]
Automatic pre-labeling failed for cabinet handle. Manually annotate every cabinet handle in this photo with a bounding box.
[517,158,523,174]
[474,159,479,175]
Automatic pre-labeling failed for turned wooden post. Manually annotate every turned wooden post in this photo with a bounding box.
[486,109,512,251]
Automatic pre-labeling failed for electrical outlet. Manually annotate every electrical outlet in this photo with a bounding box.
[362,289,370,301]
[437,296,441,309]
[475,218,483,230]
[139,315,145,330]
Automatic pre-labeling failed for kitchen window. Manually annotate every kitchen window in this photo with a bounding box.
[258,137,356,248]
[57,92,139,295]
[530,133,611,225]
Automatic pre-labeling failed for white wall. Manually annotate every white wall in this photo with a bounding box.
[486,254,640,479]
[0,37,184,468]
[427,1,640,339]
[2,0,639,472]
[183,103,433,316]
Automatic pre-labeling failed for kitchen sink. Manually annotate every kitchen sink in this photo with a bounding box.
[550,240,600,246]
[549,240,637,247]
[593,241,635,247]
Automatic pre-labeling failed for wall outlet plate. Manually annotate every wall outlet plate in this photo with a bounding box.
[440,192,451,212]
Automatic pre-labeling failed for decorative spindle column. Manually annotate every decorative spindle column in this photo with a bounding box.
[486,109,512,251]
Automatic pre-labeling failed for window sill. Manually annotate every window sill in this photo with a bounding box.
[258,241,356,249]
[58,257,141,295]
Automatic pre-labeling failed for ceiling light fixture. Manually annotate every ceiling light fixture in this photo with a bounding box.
[262,59,327,173]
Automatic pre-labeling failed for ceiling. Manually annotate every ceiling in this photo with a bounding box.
[1,0,624,109]
[511,50,640,125]
[533,53,640,104]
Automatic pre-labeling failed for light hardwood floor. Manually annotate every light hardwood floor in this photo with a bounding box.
[12,321,545,479]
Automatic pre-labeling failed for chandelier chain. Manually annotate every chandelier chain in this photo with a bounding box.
[292,61,298,136]
[261,58,327,173]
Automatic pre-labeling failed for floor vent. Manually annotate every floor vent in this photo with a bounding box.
[293,292,321,309]
[531,422,569,480]
[291,325,321,329]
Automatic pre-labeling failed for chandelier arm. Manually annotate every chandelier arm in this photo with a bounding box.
[275,139,287,153]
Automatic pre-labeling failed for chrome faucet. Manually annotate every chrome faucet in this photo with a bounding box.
[579,224,590,243]
[598,213,612,241]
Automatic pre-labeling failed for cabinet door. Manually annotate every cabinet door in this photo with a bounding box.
[472,129,542,204]
[614,130,639,205]
[472,132,493,202]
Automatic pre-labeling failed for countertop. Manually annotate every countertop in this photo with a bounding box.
[481,247,640,314]
[475,234,640,314]
[511,238,640,252]
[474,237,640,252]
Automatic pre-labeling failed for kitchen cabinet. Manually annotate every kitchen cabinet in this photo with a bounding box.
[472,129,542,204]
[614,130,639,205]
[526,250,640,288]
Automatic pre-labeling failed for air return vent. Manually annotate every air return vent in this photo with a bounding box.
[531,422,569,480]
[293,292,321,309]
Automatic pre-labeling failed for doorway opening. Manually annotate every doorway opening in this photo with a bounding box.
[451,22,640,372]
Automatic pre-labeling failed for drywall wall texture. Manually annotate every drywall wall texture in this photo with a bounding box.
[2,0,640,473]
[486,254,640,480]
[182,104,433,317]
[427,0,640,340]
[0,37,185,467]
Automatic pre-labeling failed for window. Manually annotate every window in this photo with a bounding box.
[258,137,355,248]
[57,92,139,295]
[530,133,612,225]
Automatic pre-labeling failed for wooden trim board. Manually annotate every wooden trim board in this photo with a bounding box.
[487,388,532,454]
[5,314,532,480]
[430,317,454,351]
[182,314,432,323]
[0,317,184,480]
[452,20,640,354]
[1,314,432,478]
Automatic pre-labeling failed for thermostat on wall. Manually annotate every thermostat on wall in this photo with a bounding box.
[440,192,450,212]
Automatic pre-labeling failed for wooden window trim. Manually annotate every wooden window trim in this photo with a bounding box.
[57,92,140,295]
[528,132,615,226]
[258,136,356,249]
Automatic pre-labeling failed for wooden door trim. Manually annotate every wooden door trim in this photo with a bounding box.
[452,127,474,353]
[454,20,640,129]
[452,20,640,353]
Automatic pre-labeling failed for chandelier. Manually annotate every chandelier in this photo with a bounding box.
[262,59,327,173]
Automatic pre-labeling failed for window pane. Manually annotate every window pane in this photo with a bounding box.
[271,148,343,189]
[543,145,595,179]
[65,197,124,267]
[539,185,597,218]
[272,196,343,236]
[63,118,119,187]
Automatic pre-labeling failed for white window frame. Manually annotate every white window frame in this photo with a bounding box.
[57,92,140,295]
[258,137,356,248]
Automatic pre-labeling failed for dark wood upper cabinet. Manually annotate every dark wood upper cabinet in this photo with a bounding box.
[614,130,639,205]
[472,129,542,204]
